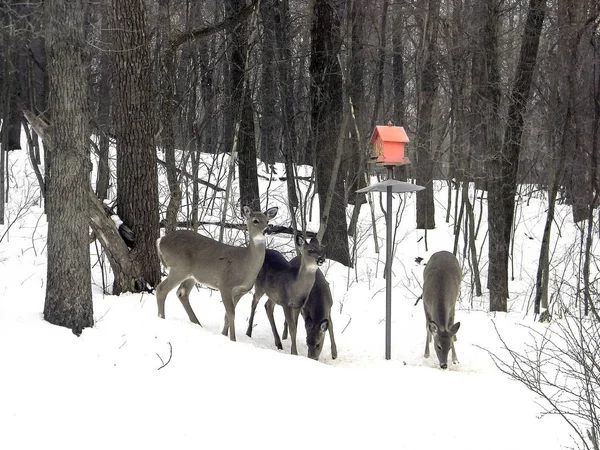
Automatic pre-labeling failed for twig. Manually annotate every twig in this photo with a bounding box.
[157,342,173,370]
[341,316,352,334]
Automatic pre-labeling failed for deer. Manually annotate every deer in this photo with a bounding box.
[155,205,278,342]
[281,261,338,361]
[246,235,325,356]
[422,250,462,369]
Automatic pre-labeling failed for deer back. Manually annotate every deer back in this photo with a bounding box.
[423,251,461,325]
[423,251,462,367]
[157,206,277,293]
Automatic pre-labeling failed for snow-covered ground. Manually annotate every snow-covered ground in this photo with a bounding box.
[0,144,584,449]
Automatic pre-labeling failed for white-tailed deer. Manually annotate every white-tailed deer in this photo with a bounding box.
[282,261,337,361]
[246,235,325,356]
[156,205,278,342]
[423,250,462,369]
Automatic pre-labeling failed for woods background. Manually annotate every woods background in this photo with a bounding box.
[0,0,598,332]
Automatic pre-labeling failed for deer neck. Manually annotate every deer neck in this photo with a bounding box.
[294,257,318,291]
[247,233,267,266]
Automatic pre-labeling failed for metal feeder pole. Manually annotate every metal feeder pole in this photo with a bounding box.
[385,165,393,360]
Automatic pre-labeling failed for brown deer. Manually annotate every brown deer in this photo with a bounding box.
[246,235,325,356]
[422,250,462,369]
[282,261,338,361]
[155,205,278,342]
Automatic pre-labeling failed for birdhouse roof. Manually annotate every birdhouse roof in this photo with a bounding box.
[370,125,410,144]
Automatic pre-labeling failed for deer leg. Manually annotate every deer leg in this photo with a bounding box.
[283,306,300,355]
[328,313,338,360]
[451,342,458,364]
[246,290,264,337]
[176,278,201,325]
[282,320,288,340]
[156,270,187,319]
[424,327,431,358]
[221,293,236,341]
[265,299,282,350]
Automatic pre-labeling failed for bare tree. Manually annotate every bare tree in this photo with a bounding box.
[43,0,93,335]
[414,0,441,231]
[487,0,547,312]
[310,0,351,266]
[226,0,261,210]
[110,0,161,293]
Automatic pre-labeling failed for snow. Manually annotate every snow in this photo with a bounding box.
[0,145,581,449]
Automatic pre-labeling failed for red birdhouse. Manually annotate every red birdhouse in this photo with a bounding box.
[369,123,410,165]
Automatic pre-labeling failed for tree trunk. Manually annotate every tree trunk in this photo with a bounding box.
[272,0,299,209]
[392,1,406,127]
[488,0,546,311]
[157,0,182,234]
[43,0,93,336]
[310,0,350,266]
[226,0,260,210]
[368,0,388,131]
[415,0,441,230]
[95,4,111,200]
[110,0,161,293]
[259,0,278,165]
[347,0,367,236]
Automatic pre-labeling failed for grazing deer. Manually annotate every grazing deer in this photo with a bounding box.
[155,205,278,342]
[282,261,338,361]
[246,235,325,356]
[422,250,462,369]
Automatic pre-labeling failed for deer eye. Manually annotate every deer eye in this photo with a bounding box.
[253,219,259,224]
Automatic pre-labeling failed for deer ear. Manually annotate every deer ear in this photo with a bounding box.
[295,234,306,247]
[265,206,278,219]
[319,319,329,332]
[449,322,461,335]
[428,321,439,335]
[310,237,324,250]
[242,205,252,218]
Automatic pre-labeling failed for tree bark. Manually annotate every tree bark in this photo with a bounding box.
[95,3,111,200]
[415,0,441,230]
[310,0,350,266]
[259,0,279,165]
[347,0,367,236]
[43,0,93,335]
[226,0,260,210]
[157,0,182,234]
[272,0,299,209]
[110,0,161,292]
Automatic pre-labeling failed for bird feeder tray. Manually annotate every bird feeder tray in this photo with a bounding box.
[369,124,411,166]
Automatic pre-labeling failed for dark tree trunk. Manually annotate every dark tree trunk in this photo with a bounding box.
[469,0,501,185]
[110,0,161,292]
[95,4,111,200]
[310,0,350,266]
[259,0,278,165]
[369,0,388,131]
[468,0,502,301]
[272,0,299,208]
[488,0,546,311]
[415,0,441,230]
[226,0,260,210]
[347,0,367,208]
[157,0,182,234]
[392,1,406,128]
[43,0,93,336]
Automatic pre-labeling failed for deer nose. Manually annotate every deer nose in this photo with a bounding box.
[440,363,448,370]
[316,256,325,265]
